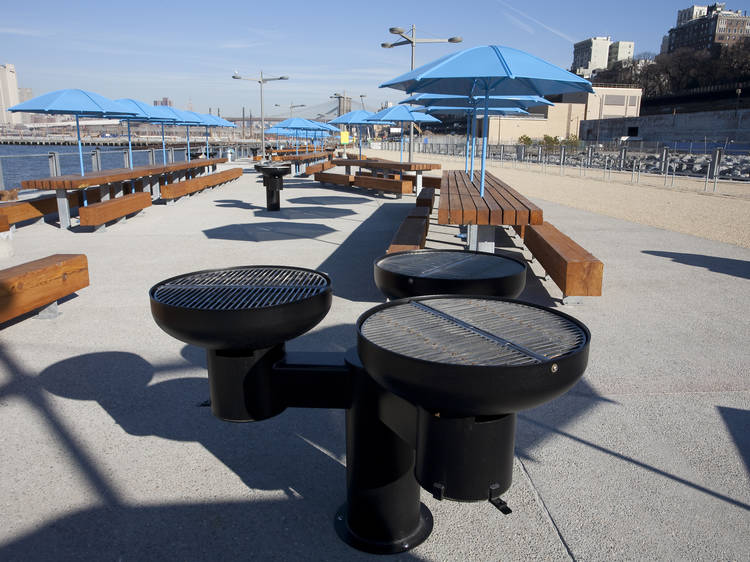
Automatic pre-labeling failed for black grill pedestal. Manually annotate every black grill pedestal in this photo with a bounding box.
[257,165,291,211]
[149,267,591,556]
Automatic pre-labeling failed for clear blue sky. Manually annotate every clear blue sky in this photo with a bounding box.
[3,0,748,118]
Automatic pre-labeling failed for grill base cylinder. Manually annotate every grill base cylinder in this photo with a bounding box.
[265,186,280,211]
[206,345,286,422]
[336,355,433,554]
[415,409,516,502]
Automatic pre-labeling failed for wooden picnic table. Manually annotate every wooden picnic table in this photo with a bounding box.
[438,170,543,252]
[332,158,440,190]
[20,158,227,228]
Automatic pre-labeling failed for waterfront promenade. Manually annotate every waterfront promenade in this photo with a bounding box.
[0,160,748,560]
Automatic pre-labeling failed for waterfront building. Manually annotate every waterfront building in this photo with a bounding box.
[608,41,635,68]
[665,3,750,53]
[571,37,612,77]
[153,97,173,107]
[485,85,642,144]
[0,64,21,127]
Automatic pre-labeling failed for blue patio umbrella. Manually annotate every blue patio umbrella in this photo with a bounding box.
[400,93,553,109]
[9,89,137,176]
[329,110,374,158]
[115,98,177,169]
[381,45,593,194]
[275,118,327,155]
[147,105,181,164]
[366,105,439,162]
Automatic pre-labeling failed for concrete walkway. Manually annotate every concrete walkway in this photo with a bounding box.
[0,160,748,560]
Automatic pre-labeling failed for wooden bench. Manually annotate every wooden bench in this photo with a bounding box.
[353,174,413,195]
[161,168,242,201]
[314,172,354,187]
[520,222,603,301]
[79,192,152,231]
[421,176,441,189]
[416,188,436,213]
[0,214,8,232]
[387,217,428,253]
[0,254,89,324]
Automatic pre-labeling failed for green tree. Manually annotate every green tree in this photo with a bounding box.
[518,134,532,146]
[542,135,559,149]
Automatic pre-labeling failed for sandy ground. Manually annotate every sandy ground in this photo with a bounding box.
[366,149,750,248]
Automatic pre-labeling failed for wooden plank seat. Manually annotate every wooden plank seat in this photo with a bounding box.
[353,174,413,195]
[387,217,428,253]
[302,163,325,176]
[161,168,242,201]
[79,192,152,229]
[0,214,8,232]
[421,175,441,189]
[314,172,354,187]
[521,221,603,299]
[0,254,89,324]
[416,188,436,213]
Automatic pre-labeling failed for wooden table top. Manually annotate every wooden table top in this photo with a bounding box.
[332,158,441,171]
[437,170,543,226]
[276,152,331,163]
[21,158,227,190]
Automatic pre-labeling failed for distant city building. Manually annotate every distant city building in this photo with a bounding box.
[572,37,612,77]
[153,97,173,107]
[665,3,750,53]
[608,41,635,68]
[486,85,643,144]
[17,87,33,124]
[0,63,21,126]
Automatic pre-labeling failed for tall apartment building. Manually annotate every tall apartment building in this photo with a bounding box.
[0,63,21,126]
[153,97,173,107]
[665,3,750,53]
[608,41,635,67]
[571,37,612,77]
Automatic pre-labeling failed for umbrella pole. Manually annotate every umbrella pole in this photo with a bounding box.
[205,125,209,158]
[480,95,489,197]
[400,122,403,163]
[470,112,477,178]
[359,124,362,160]
[76,115,85,176]
[464,113,470,173]
[186,126,191,161]
[127,120,133,169]
[161,123,167,165]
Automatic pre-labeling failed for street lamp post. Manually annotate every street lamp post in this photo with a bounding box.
[359,94,367,110]
[232,71,289,161]
[381,25,462,161]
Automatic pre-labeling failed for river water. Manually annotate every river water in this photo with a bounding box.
[0,144,192,191]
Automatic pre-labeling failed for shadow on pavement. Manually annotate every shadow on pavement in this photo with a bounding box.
[717,406,750,474]
[288,195,373,206]
[203,221,336,242]
[642,251,750,280]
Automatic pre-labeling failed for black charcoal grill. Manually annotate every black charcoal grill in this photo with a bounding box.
[374,249,527,299]
[256,164,291,210]
[149,265,590,554]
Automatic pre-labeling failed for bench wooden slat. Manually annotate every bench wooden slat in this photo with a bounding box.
[353,175,413,194]
[0,214,8,232]
[314,172,354,186]
[524,222,603,297]
[0,254,89,324]
[79,192,152,227]
[421,176,441,189]
[416,188,435,213]
[387,217,428,253]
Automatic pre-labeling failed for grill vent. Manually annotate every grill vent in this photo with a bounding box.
[378,251,524,280]
[360,298,586,367]
[152,267,329,311]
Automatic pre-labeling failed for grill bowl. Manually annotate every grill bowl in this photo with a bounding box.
[374,249,526,299]
[150,266,332,350]
[357,295,590,416]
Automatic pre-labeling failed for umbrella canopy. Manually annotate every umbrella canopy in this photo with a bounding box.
[400,93,553,109]
[367,105,440,162]
[415,106,529,116]
[380,45,593,97]
[380,45,593,194]
[328,110,374,125]
[9,88,136,117]
[275,117,326,131]
[315,122,341,133]
[9,89,137,176]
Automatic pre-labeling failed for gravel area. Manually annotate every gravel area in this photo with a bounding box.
[368,149,750,248]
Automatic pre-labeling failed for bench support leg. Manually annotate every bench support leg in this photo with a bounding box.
[468,225,495,253]
[562,296,584,305]
[56,189,71,229]
[94,223,106,233]
[35,301,60,320]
